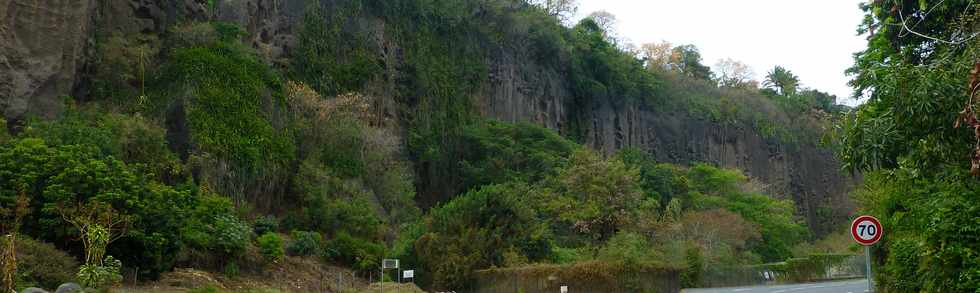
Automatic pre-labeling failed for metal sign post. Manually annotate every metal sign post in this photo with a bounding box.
[851,215,882,293]
[402,270,414,293]
[865,246,873,292]
[382,259,399,293]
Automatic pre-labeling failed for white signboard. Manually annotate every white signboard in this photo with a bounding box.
[383,259,399,269]
[403,270,414,279]
[560,285,568,293]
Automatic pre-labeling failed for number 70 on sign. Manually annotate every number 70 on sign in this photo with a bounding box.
[851,215,882,245]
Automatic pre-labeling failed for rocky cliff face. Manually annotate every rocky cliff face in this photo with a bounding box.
[475,41,856,235]
[0,0,95,121]
[0,0,856,234]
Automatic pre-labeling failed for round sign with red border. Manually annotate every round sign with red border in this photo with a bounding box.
[851,215,883,245]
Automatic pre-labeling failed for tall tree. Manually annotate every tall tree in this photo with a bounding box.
[762,66,799,95]
[669,45,714,81]
[530,0,578,24]
[587,10,617,34]
[714,58,756,88]
[641,41,673,70]
[586,10,626,47]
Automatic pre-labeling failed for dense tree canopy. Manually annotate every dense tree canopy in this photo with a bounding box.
[670,45,714,81]
[838,0,980,291]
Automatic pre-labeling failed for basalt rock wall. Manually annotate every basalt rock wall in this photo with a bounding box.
[0,0,855,234]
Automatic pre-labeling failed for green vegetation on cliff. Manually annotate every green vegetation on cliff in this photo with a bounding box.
[0,0,850,292]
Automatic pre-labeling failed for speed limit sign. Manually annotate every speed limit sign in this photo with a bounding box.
[851,215,883,245]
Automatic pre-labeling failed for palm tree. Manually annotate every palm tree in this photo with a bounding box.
[763,66,799,95]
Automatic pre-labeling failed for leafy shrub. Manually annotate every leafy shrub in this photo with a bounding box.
[181,194,248,262]
[212,214,252,257]
[323,232,383,273]
[286,82,419,227]
[77,255,122,289]
[684,164,807,262]
[458,120,577,191]
[253,215,279,236]
[24,108,183,181]
[883,238,923,292]
[286,231,321,257]
[0,138,200,277]
[551,246,593,264]
[409,183,553,289]
[771,254,853,283]
[680,245,704,288]
[13,237,78,289]
[293,159,382,239]
[256,233,284,262]
[222,262,239,277]
[532,149,650,247]
[597,232,662,266]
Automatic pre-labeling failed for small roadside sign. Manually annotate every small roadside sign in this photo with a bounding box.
[403,270,414,279]
[383,259,399,269]
[851,215,882,292]
[851,215,883,245]
[560,285,568,293]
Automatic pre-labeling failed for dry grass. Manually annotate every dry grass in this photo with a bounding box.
[116,256,370,293]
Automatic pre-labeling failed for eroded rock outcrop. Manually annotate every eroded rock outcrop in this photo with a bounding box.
[0,0,94,120]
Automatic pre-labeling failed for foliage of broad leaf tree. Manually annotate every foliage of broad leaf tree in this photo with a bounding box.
[715,58,756,88]
[670,45,715,81]
[838,0,980,291]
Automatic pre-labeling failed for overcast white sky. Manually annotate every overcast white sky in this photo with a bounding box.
[574,0,868,106]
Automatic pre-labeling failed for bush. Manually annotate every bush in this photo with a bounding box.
[76,255,122,289]
[772,254,853,283]
[323,232,383,273]
[24,107,183,182]
[410,183,553,289]
[597,232,662,266]
[551,246,593,264]
[256,233,284,262]
[212,214,252,257]
[293,159,382,239]
[0,138,202,278]
[253,215,279,236]
[14,237,78,289]
[286,231,321,257]
[458,120,577,192]
[680,245,704,288]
